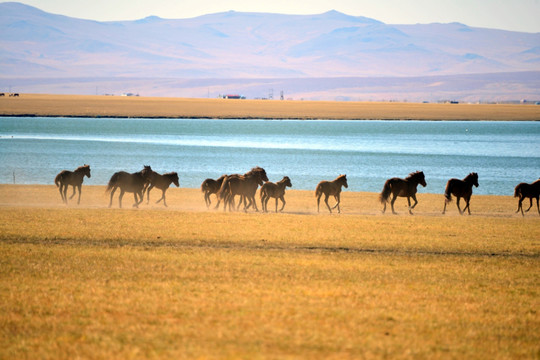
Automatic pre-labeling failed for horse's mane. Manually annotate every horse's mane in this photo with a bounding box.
[406,171,423,180]
[164,172,178,177]
[464,172,478,181]
[76,164,90,171]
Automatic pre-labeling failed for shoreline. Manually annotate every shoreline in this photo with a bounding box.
[1,93,539,120]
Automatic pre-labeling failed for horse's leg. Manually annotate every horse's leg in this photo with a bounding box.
[251,195,259,212]
[59,184,66,203]
[69,185,77,199]
[525,197,533,212]
[390,194,398,215]
[146,184,154,204]
[204,192,210,208]
[161,190,167,207]
[409,194,419,215]
[279,196,286,212]
[536,197,540,215]
[133,191,138,208]
[334,194,341,213]
[317,194,322,213]
[463,196,471,215]
[275,197,279,213]
[62,185,69,204]
[77,185,82,205]
[108,187,117,208]
[118,189,124,208]
[442,198,447,214]
[456,197,463,215]
[324,194,332,213]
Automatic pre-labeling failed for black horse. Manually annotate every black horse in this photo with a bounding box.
[380,171,427,215]
[106,166,152,208]
[442,172,479,215]
[54,165,91,204]
[514,179,540,216]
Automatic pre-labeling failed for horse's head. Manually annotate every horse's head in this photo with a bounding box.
[83,164,91,178]
[171,172,180,187]
[415,171,427,187]
[469,172,479,187]
[284,176,292,188]
[142,165,152,179]
[251,167,269,182]
[339,174,348,188]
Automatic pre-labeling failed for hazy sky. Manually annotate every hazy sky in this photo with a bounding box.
[3,0,540,33]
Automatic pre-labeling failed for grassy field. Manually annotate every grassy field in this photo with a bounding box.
[1,185,539,359]
[1,93,540,120]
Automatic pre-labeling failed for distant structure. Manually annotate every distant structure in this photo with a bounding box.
[280,90,284,100]
[222,94,245,99]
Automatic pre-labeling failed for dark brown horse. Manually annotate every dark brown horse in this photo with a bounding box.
[106,165,152,208]
[217,167,268,212]
[143,170,179,207]
[315,174,348,213]
[443,172,479,215]
[514,178,540,216]
[380,171,426,215]
[260,176,292,213]
[201,175,227,209]
[54,164,91,204]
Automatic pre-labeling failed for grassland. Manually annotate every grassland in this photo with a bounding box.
[1,93,540,120]
[1,185,539,359]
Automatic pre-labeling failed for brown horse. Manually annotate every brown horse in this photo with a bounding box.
[315,174,348,213]
[443,172,479,215]
[260,176,292,213]
[514,178,540,216]
[380,171,426,215]
[201,175,227,209]
[143,170,179,207]
[106,165,152,208]
[217,167,268,212]
[54,164,91,204]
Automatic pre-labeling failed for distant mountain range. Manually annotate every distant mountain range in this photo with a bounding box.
[1,2,539,101]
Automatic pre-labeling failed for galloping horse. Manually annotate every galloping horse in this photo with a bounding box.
[315,174,348,213]
[106,165,152,208]
[143,170,179,207]
[201,175,227,209]
[514,178,540,216]
[54,164,91,204]
[217,167,268,212]
[260,176,292,213]
[380,171,426,215]
[443,172,479,215]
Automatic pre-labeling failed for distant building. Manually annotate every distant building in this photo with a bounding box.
[223,94,245,99]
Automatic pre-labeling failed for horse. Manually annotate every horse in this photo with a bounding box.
[143,170,179,207]
[514,178,540,216]
[260,176,292,213]
[442,172,479,215]
[54,164,91,204]
[217,167,268,212]
[380,171,426,215]
[201,175,227,209]
[315,174,348,213]
[106,165,152,208]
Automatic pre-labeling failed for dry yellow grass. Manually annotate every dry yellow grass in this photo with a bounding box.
[1,93,539,120]
[0,185,539,359]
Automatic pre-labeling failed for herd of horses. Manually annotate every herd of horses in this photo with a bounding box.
[54,165,540,216]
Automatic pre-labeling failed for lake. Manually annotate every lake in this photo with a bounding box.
[0,117,538,195]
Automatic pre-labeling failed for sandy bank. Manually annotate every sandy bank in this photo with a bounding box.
[1,94,539,120]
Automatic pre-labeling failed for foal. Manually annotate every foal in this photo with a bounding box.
[201,175,227,209]
[260,176,292,213]
[514,178,540,216]
[144,170,180,207]
[54,164,91,204]
[315,174,348,213]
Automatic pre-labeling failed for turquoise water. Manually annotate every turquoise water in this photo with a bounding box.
[0,117,538,195]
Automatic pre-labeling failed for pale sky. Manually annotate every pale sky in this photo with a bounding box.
[3,0,540,33]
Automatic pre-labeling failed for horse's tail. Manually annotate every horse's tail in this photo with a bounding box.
[315,183,322,198]
[379,179,392,204]
[105,172,119,193]
[201,180,209,193]
[514,183,522,198]
[444,181,453,203]
[54,173,62,187]
[217,176,230,200]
